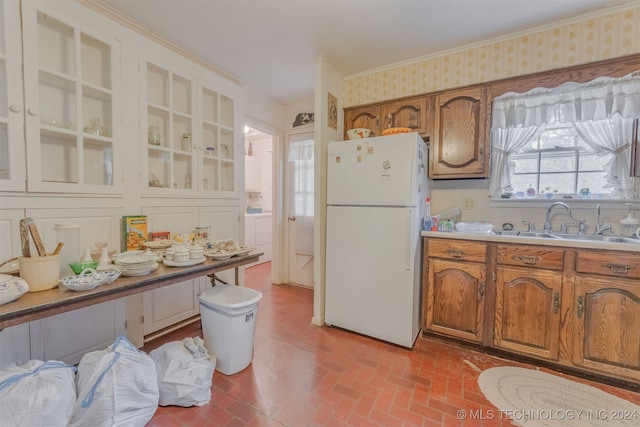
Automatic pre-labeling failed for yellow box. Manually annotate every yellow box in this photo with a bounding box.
[121,215,148,252]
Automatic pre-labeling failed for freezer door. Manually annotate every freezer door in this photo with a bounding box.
[325,205,421,348]
[327,133,423,206]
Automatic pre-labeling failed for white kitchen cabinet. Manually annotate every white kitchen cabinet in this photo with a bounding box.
[143,280,201,336]
[142,61,196,194]
[245,213,272,266]
[245,155,261,192]
[199,79,238,195]
[29,299,125,365]
[0,0,26,192]
[20,0,122,193]
[140,206,241,337]
[142,59,240,196]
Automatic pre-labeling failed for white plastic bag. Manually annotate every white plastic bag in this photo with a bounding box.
[0,360,77,427]
[150,336,216,407]
[69,334,159,427]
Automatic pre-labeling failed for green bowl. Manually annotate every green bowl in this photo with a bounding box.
[68,260,100,275]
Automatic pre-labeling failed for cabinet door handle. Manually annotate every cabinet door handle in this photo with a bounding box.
[478,284,485,301]
[447,248,465,258]
[553,292,560,314]
[515,255,539,265]
[288,216,296,221]
[603,263,631,275]
[27,108,38,116]
[576,295,584,319]
[9,104,22,113]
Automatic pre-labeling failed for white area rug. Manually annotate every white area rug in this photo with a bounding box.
[477,367,640,427]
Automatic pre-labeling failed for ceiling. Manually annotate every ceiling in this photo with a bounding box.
[100,0,637,106]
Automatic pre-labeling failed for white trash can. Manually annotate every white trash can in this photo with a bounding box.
[198,285,263,375]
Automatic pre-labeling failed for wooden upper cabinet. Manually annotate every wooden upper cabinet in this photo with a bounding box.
[344,105,381,137]
[343,96,427,139]
[430,86,490,179]
[380,96,427,134]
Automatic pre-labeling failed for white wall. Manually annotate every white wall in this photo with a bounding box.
[313,56,344,326]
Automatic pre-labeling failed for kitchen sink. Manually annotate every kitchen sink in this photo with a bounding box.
[554,234,640,244]
[492,230,640,244]
[493,230,561,239]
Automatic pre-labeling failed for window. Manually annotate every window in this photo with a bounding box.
[288,134,314,217]
[489,72,640,200]
[509,124,613,197]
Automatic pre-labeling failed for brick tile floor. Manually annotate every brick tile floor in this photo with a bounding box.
[144,262,640,426]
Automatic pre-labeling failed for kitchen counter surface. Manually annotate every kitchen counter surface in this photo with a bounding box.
[0,251,262,330]
[421,230,640,252]
[245,212,272,217]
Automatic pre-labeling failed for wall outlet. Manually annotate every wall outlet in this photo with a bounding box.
[462,198,475,210]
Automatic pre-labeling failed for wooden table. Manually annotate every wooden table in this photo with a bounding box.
[0,252,262,331]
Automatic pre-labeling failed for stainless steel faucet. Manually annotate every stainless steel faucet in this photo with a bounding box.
[594,203,614,235]
[543,202,573,233]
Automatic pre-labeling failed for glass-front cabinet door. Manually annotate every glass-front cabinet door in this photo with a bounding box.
[21,1,121,193]
[143,61,196,194]
[199,80,237,195]
[0,0,26,191]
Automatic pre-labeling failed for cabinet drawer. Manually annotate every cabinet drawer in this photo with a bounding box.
[576,250,640,279]
[497,244,564,270]
[427,239,486,262]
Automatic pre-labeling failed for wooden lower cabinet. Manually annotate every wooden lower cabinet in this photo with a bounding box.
[426,259,485,343]
[494,266,562,360]
[572,275,640,382]
[493,244,564,360]
[423,236,640,384]
[425,238,487,343]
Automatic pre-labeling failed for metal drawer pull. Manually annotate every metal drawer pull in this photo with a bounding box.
[515,255,539,265]
[603,263,631,275]
[447,249,465,258]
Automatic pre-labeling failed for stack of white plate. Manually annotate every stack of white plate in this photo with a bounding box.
[114,251,158,277]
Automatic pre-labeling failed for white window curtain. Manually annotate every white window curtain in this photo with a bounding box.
[574,115,636,196]
[288,136,314,217]
[489,72,640,197]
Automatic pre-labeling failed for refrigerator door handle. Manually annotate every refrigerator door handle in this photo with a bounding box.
[405,208,413,270]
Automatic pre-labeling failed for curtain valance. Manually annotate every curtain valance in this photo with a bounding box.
[492,72,640,129]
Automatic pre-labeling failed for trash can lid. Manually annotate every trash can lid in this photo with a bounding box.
[199,285,263,310]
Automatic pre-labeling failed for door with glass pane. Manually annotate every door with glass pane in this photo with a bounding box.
[21,1,121,193]
[199,79,236,195]
[142,61,196,194]
[287,132,314,287]
[0,0,26,191]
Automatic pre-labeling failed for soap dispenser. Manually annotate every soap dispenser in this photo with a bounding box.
[619,203,639,237]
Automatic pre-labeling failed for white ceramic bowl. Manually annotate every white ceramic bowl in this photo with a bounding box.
[347,128,372,139]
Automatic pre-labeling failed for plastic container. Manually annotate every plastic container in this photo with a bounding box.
[19,254,60,292]
[54,223,81,277]
[620,203,639,237]
[422,197,432,231]
[198,285,263,375]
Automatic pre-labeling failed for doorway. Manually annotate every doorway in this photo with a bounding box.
[244,127,274,274]
[286,131,314,288]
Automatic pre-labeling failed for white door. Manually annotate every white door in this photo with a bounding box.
[287,132,314,287]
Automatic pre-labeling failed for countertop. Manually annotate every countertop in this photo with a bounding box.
[421,230,640,252]
[0,252,262,330]
[245,212,272,217]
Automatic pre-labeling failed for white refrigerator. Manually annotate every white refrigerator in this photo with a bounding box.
[325,132,429,348]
